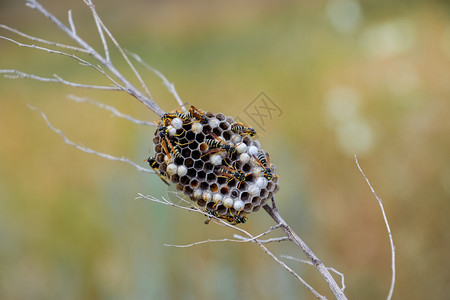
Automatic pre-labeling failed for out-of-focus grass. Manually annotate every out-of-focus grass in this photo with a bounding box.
[1,0,450,299]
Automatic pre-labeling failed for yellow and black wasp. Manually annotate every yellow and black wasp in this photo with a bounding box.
[145,149,170,186]
[203,133,238,158]
[204,208,247,225]
[189,105,209,124]
[215,161,251,189]
[253,151,278,181]
[230,122,257,138]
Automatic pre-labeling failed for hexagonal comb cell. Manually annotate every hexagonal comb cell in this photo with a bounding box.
[146,105,279,224]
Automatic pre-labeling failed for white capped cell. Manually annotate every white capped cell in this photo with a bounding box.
[256,177,268,189]
[213,194,223,204]
[167,126,177,136]
[223,197,234,208]
[248,185,261,196]
[171,117,183,129]
[239,153,250,164]
[233,200,245,212]
[166,163,178,176]
[208,118,220,128]
[192,122,203,134]
[210,154,223,166]
[177,165,188,177]
[193,189,202,200]
[202,191,212,202]
[236,143,248,154]
[232,134,242,144]
[248,145,259,156]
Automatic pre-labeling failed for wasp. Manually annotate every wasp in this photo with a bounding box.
[232,212,247,224]
[204,208,220,224]
[157,125,191,160]
[230,122,257,138]
[253,151,278,181]
[189,105,208,124]
[157,126,180,159]
[204,208,247,225]
[160,111,193,125]
[215,161,250,188]
[145,150,170,186]
[202,133,237,158]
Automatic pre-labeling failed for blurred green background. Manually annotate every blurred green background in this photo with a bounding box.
[1,0,450,299]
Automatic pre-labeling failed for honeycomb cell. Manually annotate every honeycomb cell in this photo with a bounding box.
[240,192,249,201]
[181,148,191,157]
[207,173,217,183]
[220,186,229,195]
[191,179,199,188]
[230,189,240,198]
[197,199,206,207]
[180,175,190,185]
[191,150,201,160]
[212,127,221,136]
[219,121,229,130]
[251,196,261,206]
[210,183,219,193]
[194,160,204,170]
[184,158,194,168]
[222,131,231,141]
[260,189,268,198]
[244,203,254,212]
[197,171,206,179]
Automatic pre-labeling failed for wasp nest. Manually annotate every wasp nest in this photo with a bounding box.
[147,105,279,224]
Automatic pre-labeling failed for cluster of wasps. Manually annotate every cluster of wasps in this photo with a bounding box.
[146,104,278,225]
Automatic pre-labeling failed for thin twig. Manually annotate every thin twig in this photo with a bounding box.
[67,95,155,126]
[68,10,76,34]
[281,255,346,292]
[83,0,153,100]
[234,235,289,244]
[127,50,186,111]
[0,35,123,89]
[28,104,153,173]
[1,70,119,90]
[264,199,348,300]
[355,155,395,300]
[137,193,326,299]
[24,0,164,116]
[165,224,282,248]
[0,24,87,53]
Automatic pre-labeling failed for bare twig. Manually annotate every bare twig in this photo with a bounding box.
[165,224,283,247]
[68,10,76,34]
[234,235,289,244]
[67,95,155,126]
[83,0,153,100]
[0,24,87,53]
[281,255,346,292]
[1,69,119,90]
[28,104,153,173]
[19,0,164,115]
[127,51,186,111]
[137,193,326,299]
[355,155,396,300]
[264,199,348,300]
